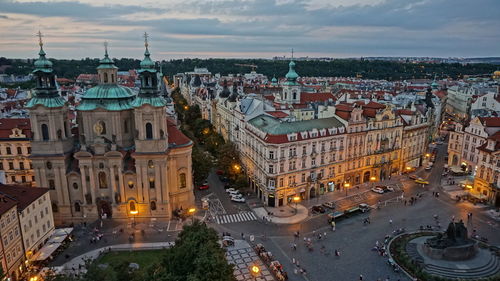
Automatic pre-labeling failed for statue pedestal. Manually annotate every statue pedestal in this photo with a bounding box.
[422,242,478,261]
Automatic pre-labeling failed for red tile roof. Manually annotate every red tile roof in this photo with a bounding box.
[300,92,334,104]
[0,185,49,211]
[167,118,192,147]
[479,117,500,127]
[0,118,31,139]
[266,111,289,118]
[364,101,385,109]
[362,108,377,118]
[396,109,415,116]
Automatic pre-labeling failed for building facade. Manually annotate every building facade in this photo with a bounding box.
[27,38,195,225]
[0,197,25,281]
[0,119,34,186]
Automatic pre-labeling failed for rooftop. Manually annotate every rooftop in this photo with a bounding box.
[248,114,343,135]
[0,185,49,211]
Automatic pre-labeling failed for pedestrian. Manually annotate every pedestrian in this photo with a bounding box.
[359,274,363,280]
[293,243,297,250]
[296,260,300,267]
[241,232,245,239]
[318,234,322,240]
[323,232,327,238]
[389,219,393,225]
[432,191,435,196]
[404,200,407,206]
[292,257,296,264]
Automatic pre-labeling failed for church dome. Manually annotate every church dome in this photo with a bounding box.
[77,84,135,111]
[33,47,53,72]
[494,70,500,77]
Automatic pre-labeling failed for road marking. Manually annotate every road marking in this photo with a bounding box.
[214,211,258,224]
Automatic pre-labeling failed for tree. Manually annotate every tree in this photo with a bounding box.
[216,142,241,179]
[144,221,235,281]
[192,146,212,185]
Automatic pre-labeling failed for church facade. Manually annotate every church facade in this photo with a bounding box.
[27,37,194,225]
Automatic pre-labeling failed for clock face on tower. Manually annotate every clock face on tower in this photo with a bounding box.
[93,121,104,135]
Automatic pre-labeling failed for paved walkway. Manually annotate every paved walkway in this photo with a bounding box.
[48,242,174,275]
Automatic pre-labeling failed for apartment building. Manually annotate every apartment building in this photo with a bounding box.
[0,118,34,186]
[0,195,25,281]
[0,185,54,260]
[474,132,500,206]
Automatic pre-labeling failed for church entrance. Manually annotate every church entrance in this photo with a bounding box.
[97,199,113,219]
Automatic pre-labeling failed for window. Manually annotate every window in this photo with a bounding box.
[46,161,52,170]
[9,162,14,170]
[149,177,155,189]
[11,175,15,182]
[98,172,107,189]
[279,178,284,187]
[73,182,78,190]
[17,147,22,154]
[0,162,3,170]
[128,181,135,189]
[268,164,274,174]
[41,124,49,141]
[48,179,55,190]
[28,147,31,154]
[148,160,154,169]
[146,123,153,139]
[19,162,24,170]
[74,202,81,212]
[269,151,275,159]
[21,176,26,182]
[150,201,157,210]
[6,147,11,154]
[179,173,186,188]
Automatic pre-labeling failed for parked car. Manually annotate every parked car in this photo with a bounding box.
[228,190,241,196]
[378,185,394,192]
[327,211,345,222]
[415,178,429,185]
[311,205,326,214]
[322,202,336,209]
[226,188,237,193]
[371,187,384,194]
[358,203,371,212]
[199,181,209,190]
[425,166,432,171]
[231,196,246,203]
[409,175,418,180]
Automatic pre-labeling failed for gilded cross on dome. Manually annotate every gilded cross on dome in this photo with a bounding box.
[143,32,149,48]
[36,30,44,47]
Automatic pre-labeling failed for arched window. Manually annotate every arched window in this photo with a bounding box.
[52,202,58,212]
[41,124,49,141]
[145,123,153,139]
[98,172,107,189]
[129,201,136,212]
[100,121,106,134]
[150,201,157,211]
[292,92,297,100]
[128,180,134,189]
[73,182,78,190]
[124,120,129,134]
[111,74,115,83]
[148,160,154,169]
[104,73,108,83]
[74,202,81,212]
[179,173,186,189]
[149,177,155,189]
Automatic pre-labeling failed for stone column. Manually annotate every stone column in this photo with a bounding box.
[110,165,117,203]
[118,167,125,203]
[136,160,144,202]
[59,167,70,205]
[88,165,96,204]
[154,161,162,202]
[142,165,150,204]
[80,166,89,205]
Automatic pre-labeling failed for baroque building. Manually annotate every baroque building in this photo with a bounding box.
[27,36,194,225]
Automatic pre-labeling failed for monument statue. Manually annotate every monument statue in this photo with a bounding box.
[424,220,477,260]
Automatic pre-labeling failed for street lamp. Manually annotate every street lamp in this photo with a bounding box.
[370,176,377,188]
[250,265,261,277]
[188,207,196,224]
[292,196,301,214]
[344,182,350,196]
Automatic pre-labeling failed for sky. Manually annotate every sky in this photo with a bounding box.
[0,0,499,59]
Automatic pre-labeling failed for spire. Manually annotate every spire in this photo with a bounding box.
[33,30,53,71]
[104,41,109,57]
[97,41,117,70]
[140,32,155,70]
[284,49,299,85]
[37,30,45,56]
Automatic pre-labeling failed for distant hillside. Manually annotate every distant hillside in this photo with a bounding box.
[1,57,498,81]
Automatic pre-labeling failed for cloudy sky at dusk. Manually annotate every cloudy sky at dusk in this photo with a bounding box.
[0,0,499,59]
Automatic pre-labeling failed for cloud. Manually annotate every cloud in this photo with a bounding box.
[0,0,498,58]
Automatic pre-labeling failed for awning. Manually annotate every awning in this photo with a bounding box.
[30,228,73,261]
[31,242,63,261]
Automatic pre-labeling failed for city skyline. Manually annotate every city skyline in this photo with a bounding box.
[0,0,499,59]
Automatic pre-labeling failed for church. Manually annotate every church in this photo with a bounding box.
[26,35,195,225]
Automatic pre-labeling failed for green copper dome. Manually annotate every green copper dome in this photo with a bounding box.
[32,46,53,73]
[284,60,299,85]
[77,84,135,111]
[97,45,118,70]
[139,48,155,71]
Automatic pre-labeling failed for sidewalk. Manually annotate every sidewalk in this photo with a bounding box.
[253,204,308,224]
[48,242,174,275]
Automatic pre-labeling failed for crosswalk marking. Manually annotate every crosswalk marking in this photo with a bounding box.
[215,211,257,224]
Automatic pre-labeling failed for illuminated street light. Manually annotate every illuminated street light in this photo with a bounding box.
[370,176,377,188]
[344,182,350,196]
[292,196,301,214]
[188,207,196,223]
[250,265,261,277]
[183,105,189,110]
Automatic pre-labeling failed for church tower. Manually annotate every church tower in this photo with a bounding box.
[277,59,301,104]
[130,33,171,217]
[27,32,73,221]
